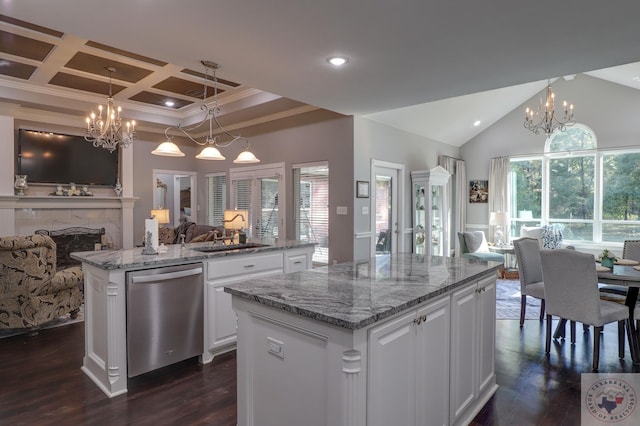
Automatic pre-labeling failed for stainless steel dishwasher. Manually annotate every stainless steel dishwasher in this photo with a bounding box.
[126,263,204,378]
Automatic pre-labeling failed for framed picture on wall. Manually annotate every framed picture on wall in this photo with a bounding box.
[356,181,370,198]
[469,180,488,203]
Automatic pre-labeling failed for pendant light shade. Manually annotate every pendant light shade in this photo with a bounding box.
[233,149,260,164]
[152,61,259,163]
[196,146,226,160]
[152,141,185,157]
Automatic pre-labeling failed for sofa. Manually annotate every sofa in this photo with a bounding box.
[0,234,84,331]
[158,222,230,245]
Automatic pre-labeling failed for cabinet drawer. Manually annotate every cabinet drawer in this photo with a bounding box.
[207,252,284,280]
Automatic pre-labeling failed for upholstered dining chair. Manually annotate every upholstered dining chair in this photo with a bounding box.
[0,234,83,333]
[540,249,631,372]
[599,239,640,303]
[513,237,546,326]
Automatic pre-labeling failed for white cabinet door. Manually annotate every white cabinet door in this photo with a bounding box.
[476,277,496,397]
[284,248,313,273]
[207,280,239,352]
[368,296,450,426]
[450,283,478,423]
[368,311,417,426]
[415,296,450,426]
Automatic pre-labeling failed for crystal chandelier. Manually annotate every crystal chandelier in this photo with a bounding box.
[85,67,135,152]
[524,80,574,136]
[152,60,260,163]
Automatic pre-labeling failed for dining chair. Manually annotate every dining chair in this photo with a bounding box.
[599,239,640,303]
[513,237,546,326]
[540,249,631,372]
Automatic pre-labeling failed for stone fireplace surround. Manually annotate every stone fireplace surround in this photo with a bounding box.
[0,107,136,248]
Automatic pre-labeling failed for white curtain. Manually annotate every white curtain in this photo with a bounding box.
[489,157,510,243]
[439,156,467,257]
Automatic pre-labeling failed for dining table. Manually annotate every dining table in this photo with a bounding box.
[597,264,640,364]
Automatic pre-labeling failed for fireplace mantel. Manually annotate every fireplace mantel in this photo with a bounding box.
[0,195,138,209]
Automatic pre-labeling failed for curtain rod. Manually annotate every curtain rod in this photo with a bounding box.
[439,154,463,161]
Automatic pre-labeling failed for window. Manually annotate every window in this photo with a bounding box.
[205,173,226,226]
[509,124,640,243]
[293,162,329,265]
[230,163,285,240]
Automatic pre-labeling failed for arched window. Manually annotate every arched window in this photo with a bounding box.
[545,124,597,153]
[511,122,640,244]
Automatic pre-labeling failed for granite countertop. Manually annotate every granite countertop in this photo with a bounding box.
[70,239,314,270]
[224,254,501,330]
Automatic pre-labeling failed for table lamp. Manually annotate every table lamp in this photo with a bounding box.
[489,211,508,246]
[150,208,170,225]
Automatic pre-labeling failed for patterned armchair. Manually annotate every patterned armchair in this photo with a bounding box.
[0,234,83,331]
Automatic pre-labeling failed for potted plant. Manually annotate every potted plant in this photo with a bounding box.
[600,249,617,268]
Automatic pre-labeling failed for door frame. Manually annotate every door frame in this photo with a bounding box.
[370,159,405,257]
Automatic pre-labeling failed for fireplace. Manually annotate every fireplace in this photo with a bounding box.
[35,227,105,269]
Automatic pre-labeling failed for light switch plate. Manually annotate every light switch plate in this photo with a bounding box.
[337,206,348,215]
[362,206,369,215]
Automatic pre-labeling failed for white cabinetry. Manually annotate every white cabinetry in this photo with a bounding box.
[284,248,311,273]
[204,252,284,362]
[450,276,497,425]
[411,166,451,256]
[368,296,450,426]
[204,246,315,363]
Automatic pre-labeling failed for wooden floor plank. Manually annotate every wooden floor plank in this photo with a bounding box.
[1,318,639,425]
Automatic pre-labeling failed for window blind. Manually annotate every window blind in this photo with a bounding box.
[206,173,226,226]
[293,164,329,265]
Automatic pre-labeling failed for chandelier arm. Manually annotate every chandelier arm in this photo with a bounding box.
[210,112,248,146]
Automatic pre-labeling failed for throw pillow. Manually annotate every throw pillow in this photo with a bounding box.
[541,225,563,249]
[463,231,489,253]
[190,233,209,243]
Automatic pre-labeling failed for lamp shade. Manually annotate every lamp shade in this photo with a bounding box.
[223,209,248,230]
[152,141,185,157]
[233,149,260,164]
[196,146,226,160]
[489,211,508,226]
[151,208,170,224]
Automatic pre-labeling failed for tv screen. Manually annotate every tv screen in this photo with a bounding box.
[17,129,119,186]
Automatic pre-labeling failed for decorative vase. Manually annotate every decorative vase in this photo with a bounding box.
[601,257,615,268]
[114,179,123,197]
[14,174,28,195]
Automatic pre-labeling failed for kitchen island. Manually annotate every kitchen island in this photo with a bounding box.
[71,240,315,398]
[225,254,501,426]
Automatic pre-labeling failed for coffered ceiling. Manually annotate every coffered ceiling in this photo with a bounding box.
[2,2,640,147]
[0,12,313,135]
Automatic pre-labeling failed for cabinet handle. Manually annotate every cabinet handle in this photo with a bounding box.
[244,264,255,268]
[294,261,302,264]
[413,314,427,325]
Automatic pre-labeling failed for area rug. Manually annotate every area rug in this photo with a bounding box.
[495,279,541,320]
[0,304,84,339]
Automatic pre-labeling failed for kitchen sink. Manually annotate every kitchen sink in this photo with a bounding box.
[192,242,270,253]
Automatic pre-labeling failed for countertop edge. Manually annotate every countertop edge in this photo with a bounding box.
[226,260,501,330]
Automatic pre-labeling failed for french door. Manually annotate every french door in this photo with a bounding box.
[230,163,285,240]
[371,161,404,257]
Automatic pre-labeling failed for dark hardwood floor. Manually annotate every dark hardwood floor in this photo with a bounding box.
[1,318,638,425]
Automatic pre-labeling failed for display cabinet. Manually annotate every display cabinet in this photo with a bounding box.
[411,166,451,256]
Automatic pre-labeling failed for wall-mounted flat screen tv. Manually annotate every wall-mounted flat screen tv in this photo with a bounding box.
[17,129,119,186]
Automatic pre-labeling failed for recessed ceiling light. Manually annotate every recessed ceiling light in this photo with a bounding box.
[165,100,175,107]
[633,76,640,82]
[327,56,348,66]
[473,120,481,127]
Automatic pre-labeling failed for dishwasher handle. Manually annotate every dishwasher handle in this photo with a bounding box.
[130,266,203,284]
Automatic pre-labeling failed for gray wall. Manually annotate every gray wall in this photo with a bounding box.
[460,74,640,226]
[158,109,356,264]
[353,117,460,260]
